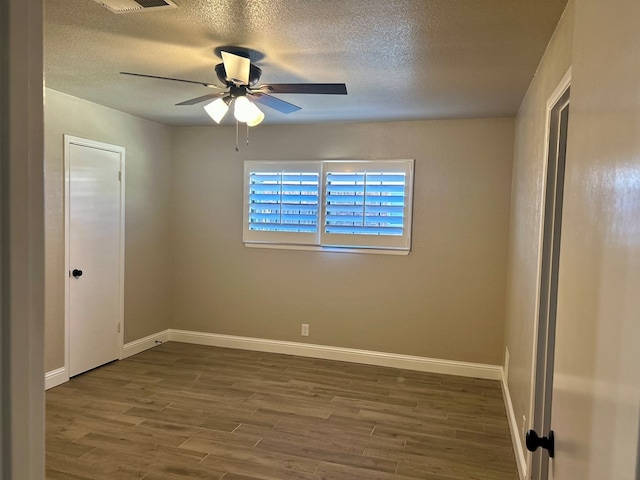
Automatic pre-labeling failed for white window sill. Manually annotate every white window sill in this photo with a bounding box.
[244,242,410,256]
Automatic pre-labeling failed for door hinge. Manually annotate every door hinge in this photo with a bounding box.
[117,322,121,333]
[118,171,122,181]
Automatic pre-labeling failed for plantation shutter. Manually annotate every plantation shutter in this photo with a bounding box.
[243,161,321,245]
[321,160,413,250]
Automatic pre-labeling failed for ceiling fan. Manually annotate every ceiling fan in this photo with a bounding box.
[120,48,348,127]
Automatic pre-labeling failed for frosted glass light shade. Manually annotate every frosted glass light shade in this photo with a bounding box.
[246,110,265,126]
[234,96,263,124]
[203,97,229,123]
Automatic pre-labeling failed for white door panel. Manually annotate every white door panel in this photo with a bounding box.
[67,138,124,377]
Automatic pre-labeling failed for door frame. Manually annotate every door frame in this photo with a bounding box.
[527,67,571,479]
[64,135,125,380]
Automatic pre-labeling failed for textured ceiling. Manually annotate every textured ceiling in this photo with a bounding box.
[44,0,568,126]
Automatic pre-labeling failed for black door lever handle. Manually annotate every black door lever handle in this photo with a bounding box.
[526,429,555,458]
[72,269,83,278]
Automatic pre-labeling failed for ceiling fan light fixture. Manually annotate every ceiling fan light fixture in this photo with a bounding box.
[203,97,229,123]
[234,96,263,124]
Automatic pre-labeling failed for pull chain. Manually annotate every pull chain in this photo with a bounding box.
[246,123,250,146]
[235,119,239,152]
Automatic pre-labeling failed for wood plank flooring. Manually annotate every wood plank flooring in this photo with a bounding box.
[46,342,518,480]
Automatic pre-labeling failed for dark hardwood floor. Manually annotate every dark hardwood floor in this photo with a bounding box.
[46,342,518,479]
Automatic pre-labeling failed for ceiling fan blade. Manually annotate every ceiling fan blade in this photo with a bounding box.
[221,51,250,85]
[176,92,228,106]
[120,71,221,89]
[249,93,301,114]
[257,83,348,95]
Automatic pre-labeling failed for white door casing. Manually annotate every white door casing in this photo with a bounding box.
[528,70,571,480]
[65,135,125,377]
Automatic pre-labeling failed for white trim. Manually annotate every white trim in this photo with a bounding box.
[546,67,572,111]
[45,328,504,391]
[45,367,68,390]
[64,135,126,378]
[118,150,126,360]
[245,242,410,256]
[503,369,527,480]
[168,329,502,380]
[504,346,510,383]
[44,329,169,389]
[122,329,170,359]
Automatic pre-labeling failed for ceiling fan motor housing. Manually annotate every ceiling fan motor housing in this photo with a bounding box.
[229,84,248,99]
[215,63,262,86]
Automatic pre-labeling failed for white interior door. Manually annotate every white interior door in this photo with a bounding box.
[545,1,640,478]
[66,136,124,377]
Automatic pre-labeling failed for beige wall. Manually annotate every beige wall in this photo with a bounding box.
[171,119,514,365]
[503,0,574,457]
[44,88,173,371]
[550,0,640,476]
[44,91,514,372]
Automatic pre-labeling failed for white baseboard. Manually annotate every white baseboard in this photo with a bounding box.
[45,367,68,390]
[122,329,170,359]
[47,328,502,390]
[502,370,527,480]
[45,330,169,389]
[168,329,503,380]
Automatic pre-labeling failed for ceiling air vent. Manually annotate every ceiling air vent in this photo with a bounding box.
[94,0,178,14]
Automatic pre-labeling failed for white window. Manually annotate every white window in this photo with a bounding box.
[243,160,414,253]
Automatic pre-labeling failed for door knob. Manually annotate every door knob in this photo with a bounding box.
[72,269,83,278]
[526,429,555,458]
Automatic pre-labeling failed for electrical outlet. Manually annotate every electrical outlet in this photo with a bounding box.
[301,323,309,336]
